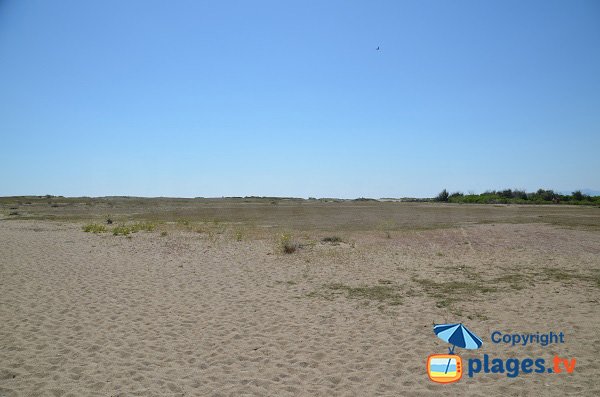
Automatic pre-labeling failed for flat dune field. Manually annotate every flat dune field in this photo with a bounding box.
[1,198,599,396]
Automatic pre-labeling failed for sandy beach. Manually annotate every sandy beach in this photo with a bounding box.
[3,1,599,395]
[1,200,599,396]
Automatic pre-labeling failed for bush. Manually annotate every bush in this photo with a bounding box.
[533,189,556,201]
[572,190,586,201]
[435,189,449,202]
[513,190,528,200]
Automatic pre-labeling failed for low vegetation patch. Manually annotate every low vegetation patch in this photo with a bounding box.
[540,267,600,288]
[112,225,132,236]
[309,282,403,305]
[413,266,599,314]
[413,278,496,309]
[130,222,156,232]
[492,273,531,290]
[82,223,107,233]
[112,222,156,236]
[321,236,342,244]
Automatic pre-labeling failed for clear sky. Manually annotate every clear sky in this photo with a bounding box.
[1,0,599,198]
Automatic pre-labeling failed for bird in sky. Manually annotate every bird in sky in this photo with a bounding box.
[376,46,380,51]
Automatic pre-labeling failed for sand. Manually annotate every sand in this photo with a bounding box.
[1,205,599,396]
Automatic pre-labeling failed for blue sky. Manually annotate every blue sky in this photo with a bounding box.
[1,0,599,198]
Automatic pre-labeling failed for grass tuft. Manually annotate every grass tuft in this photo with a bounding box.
[234,230,244,241]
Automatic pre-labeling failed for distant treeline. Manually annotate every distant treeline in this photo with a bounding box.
[434,189,600,205]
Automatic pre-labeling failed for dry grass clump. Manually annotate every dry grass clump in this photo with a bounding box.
[279,233,299,254]
[321,236,342,244]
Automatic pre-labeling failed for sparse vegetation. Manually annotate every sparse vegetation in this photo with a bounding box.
[309,283,403,305]
[413,277,496,309]
[540,267,600,288]
[130,222,156,232]
[82,223,107,233]
[112,225,132,236]
[234,230,244,241]
[111,222,156,236]
[321,236,342,244]
[378,220,395,239]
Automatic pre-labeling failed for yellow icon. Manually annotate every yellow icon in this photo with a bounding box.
[427,354,462,383]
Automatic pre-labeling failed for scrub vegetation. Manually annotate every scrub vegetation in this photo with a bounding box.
[433,188,600,205]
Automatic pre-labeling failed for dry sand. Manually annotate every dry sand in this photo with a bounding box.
[1,202,599,396]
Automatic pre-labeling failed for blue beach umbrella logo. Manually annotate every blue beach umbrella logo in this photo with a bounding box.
[434,323,483,354]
